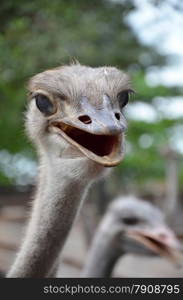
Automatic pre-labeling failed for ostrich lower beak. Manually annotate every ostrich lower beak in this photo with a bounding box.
[51,122,124,167]
[127,228,183,264]
[51,112,126,166]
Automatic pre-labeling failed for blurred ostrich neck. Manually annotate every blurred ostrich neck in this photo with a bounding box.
[82,220,122,277]
[7,147,103,278]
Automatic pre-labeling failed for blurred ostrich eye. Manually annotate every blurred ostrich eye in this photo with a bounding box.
[117,89,134,109]
[35,94,55,116]
[123,216,139,226]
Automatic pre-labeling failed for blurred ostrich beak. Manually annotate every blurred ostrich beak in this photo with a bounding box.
[127,226,183,264]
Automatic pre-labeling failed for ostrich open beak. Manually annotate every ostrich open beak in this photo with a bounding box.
[126,227,182,264]
[51,99,126,167]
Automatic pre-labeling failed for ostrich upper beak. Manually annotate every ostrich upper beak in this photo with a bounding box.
[51,96,126,167]
[126,227,183,264]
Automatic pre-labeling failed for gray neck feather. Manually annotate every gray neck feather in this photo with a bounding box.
[7,153,101,277]
[82,216,122,277]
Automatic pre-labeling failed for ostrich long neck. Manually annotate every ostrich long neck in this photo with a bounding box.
[82,217,122,277]
[7,152,99,277]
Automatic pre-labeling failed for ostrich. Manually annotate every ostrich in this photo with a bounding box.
[7,63,132,277]
[82,196,181,277]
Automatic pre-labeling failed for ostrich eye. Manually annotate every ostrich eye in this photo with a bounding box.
[35,94,55,116]
[117,89,134,109]
[123,216,139,226]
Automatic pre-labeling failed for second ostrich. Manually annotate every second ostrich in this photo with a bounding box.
[82,196,181,277]
[7,63,132,277]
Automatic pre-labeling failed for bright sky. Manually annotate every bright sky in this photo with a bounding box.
[127,0,183,87]
[124,0,183,153]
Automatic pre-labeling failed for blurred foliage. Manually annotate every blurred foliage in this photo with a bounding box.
[132,71,181,101]
[0,0,182,193]
[118,118,183,186]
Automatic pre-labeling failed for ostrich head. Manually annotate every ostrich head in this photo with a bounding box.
[102,196,181,261]
[26,64,132,167]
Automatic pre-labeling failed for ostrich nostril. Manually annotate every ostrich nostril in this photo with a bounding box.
[115,112,121,121]
[78,115,92,124]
